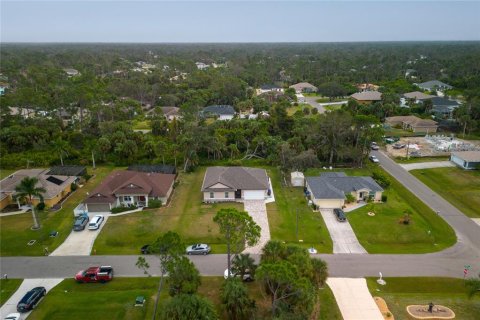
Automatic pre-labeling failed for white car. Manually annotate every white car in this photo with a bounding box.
[369,155,380,163]
[224,268,253,282]
[88,215,104,230]
[4,313,20,320]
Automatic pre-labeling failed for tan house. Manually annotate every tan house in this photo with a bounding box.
[385,116,438,133]
[289,82,318,94]
[201,167,270,202]
[82,170,175,213]
[159,107,181,121]
[350,91,382,104]
[0,169,77,210]
[305,172,383,209]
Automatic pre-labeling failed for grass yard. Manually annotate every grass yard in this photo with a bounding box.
[411,167,480,218]
[323,104,342,112]
[131,120,151,130]
[0,168,17,180]
[367,277,480,320]
[315,97,345,103]
[93,167,243,254]
[384,128,423,137]
[28,276,342,319]
[266,168,333,253]
[0,279,23,306]
[0,166,115,256]
[287,103,314,116]
[305,166,456,253]
[394,156,450,163]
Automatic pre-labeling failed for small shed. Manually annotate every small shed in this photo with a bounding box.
[290,171,305,187]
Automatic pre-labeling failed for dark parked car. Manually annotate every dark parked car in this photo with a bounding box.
[333,208,347,222]
[141,244,151,254]
[73,214,89,231]
[186,243,211,255]
[17,287,46,312]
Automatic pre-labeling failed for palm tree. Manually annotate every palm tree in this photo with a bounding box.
[232,253,256,280]
[14,177,46,229]
[52,138,69,166]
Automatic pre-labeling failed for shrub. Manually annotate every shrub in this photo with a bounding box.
[228,159,242,166]
[111,205,137,214]
[381,194,388,202]
[83,174,93,182]
[70,183,78,191]
[311,108,319,115]
[345,193,356,204]
[36,202,46,211]
[372,171,391,188]
[303,107,311,115]
[149,199,162,208]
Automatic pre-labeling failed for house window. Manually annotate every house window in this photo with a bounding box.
[210,192,214,199]
[225,192,229,198]
[123,196,132,202]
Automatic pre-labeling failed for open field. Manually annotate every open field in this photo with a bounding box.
[266,168,333,253]
[0,279,23,307]
[93,167,242,254]
[305,166,456,253]
[0,166,115,256]
[411,167,480,218]
[367,277,480,320]
[28,276,342,319]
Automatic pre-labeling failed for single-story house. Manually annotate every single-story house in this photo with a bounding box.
[159,106,181,121]
[8,107,36,119]
[305,172,383,209]
[128,164,177,175]
[291,171,305,187]
[416,80,453,91]
[201,166,270,202]
[400,91,434,107]
[47,165,87,178]
[195,62,209,70]
[64,68,80,77]
[82,170,176,212]
[202,105,236,120]
[0,169,77,210]
[450,151,480,170]
[431,97,460,119]
[257,84,284,95]
[385,116,438,133]
[289,82,318,94]
[350,91,382,104]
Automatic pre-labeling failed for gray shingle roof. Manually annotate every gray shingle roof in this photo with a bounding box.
[306,172,383,200]
[351,91,382,101]
[431,97,459,107]
[201,167,269,191]
[202,105,236,116]
[417,80,452,90]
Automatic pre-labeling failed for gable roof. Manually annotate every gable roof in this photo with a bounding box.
[306,172,383,200]
[403,91,434,100]
[351,91,382,101]
[202,105,236,116]
[431,97,459,107]
[0,169,76,200]
[289,82,317,91]
[201,167,269,191]
[128,164,176,175]
[84,170,175,204]
[159,107,180,117]
[47,165,86,177]
[417,80,452,90]
[452,151,480,162]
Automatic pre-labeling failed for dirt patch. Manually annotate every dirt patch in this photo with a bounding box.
[374,296,394,320]
[386,137,480,158]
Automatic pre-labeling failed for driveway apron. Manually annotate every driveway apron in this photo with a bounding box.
[320,209,367,254]
[242,200,270,254]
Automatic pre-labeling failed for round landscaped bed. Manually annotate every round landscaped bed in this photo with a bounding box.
[406,304,455,319]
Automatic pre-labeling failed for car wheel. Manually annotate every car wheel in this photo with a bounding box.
[187,252,191,255]
[203,251,207,255]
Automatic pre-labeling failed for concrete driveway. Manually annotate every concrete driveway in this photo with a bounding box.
[400,161,455,171]
[326,278,383,320]
[0,278,63,319]
[50,214,109,256]
[320,209,367,254]
[242,200,270,254]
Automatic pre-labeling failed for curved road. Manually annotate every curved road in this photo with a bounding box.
[1,152,479,279]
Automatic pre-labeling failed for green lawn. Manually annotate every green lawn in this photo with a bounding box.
[0,169,16,180]
[394,156,450,163]
[0,166,115,256]
[323,105,342,112]
[305,166,456,254]
[367,277,480,320]
[315,97,345,103]
[287,104,314,116]
[266,168,333,253]
[0,279,23,306]
[411,167,480,218]
[131,120,151,130]
[93,167,243,254]
[28,276,342,319]
[384,128,423,137]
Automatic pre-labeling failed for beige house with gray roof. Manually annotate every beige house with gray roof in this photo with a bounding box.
[201,167,270,202]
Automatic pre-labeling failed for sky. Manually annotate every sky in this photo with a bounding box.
[1,1,480,42]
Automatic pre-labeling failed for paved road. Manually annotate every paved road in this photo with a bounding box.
[305,97,348,113]
[320,209,367,254]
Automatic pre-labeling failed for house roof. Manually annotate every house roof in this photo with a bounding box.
[202,105,236,116]
[260,84,282,90]
[84,170,175,204]
[289,82,317,91]
[452,151,480,162]
[417,80,452,90]
[0,169,76,200]
[306,172,383,200]
[47,165,86,177]
[128,164,176,175]
[351,91,382,101]
[385,116,437,128]
[403,91,434,100]
[201,167,269,191]
[159,107,180,117]
[431,97,459,107]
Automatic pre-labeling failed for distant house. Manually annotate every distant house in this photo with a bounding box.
[82,170,176,212]
[405,69,417,79]
[416,80,453,91]
[128,164,176,175]
[0,169,77,210]
[431,97,460,119]
[258,91,289,103]
[403,91,434,102]
[356,83,380,92]
[258,84,284,95]
[385,116,438,133]
[350,91,382,104]
[64,68,80,77]
[202,105,236,120]
[159,106,181,121]
[289,82,318,94]
[201,166,270,202]
[305,172,383,209]
[450,151,480,170]
[8,107,36,119]
[195,62,209,70]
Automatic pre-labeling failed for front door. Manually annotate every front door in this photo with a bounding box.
[235,190,242,199]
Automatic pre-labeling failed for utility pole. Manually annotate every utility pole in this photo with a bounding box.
[296,208,299,241]
[406,140,410,160]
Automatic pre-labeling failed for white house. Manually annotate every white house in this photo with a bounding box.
[202,105,236,121]
[450,151,480,170]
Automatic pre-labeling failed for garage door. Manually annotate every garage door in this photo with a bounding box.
[87,203,111,213]
[315,199,344,209]
[244,190,265,200]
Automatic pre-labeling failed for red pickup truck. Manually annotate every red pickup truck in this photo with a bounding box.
[74,266,114,283]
